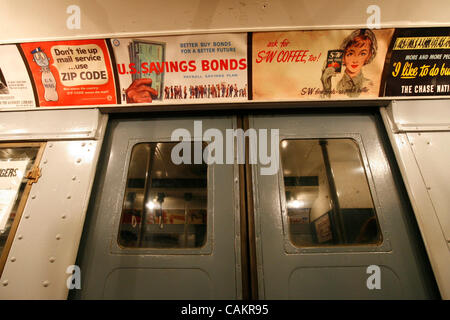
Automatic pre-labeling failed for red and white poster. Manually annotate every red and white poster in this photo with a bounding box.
[111,33,248,105]
[0,45,36,108]
[21,39,117,106]
[252,29,394,100]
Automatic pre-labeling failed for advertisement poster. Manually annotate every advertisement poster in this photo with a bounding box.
[314,213,332,243]
[0,159,28,232]
[252,29,394,100]
[20,39,117,106]
[381,28,450,97]
[111,33,248,105]
[0,45,36,108]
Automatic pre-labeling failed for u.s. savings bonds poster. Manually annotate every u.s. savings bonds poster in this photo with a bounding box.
[111,33,248,105]
[252,29,394,100]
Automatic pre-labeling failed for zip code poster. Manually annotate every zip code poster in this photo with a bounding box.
[252,29,394,100]
[0,160,28,232]
[20,40,117,106]
[110,33,248,105]
[0,45,36,108]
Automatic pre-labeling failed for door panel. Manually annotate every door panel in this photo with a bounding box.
[250,112,438,299]
[74,112,437,300]
[74,116,241,299]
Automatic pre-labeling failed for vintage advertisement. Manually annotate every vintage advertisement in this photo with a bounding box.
[381,28,450,97]
[111,33,248,105]
[0,45,36,108]
[314,212,333,243]
[252,29,394,100]
[20,40,117,106]
[0,160,28,232]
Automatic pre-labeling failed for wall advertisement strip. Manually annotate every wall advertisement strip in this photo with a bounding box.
[0,28,448,108]
[0,45,36,108]
[20,39,117,106]
[252,29,394,101]
[111,33,248,105]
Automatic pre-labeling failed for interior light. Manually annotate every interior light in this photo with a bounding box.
[146,201,156,210]
[354,166,364,174]
[288,200,304,209]
[281,140,288,148]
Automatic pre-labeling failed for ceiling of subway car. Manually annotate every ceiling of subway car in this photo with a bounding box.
[1,0,449,44]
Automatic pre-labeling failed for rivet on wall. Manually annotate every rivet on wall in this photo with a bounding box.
[10,257,16,262]
[42,280,50,287]
[61,214,67,219]
[76,158,82,163]
[2,280,8,286]
[31,195,36,199]
[17,235,23,240]
[25,214,30,219]
[67,195,71,199]
[56,234,61,240]
[49,257,56,263]
[72,176,77,181]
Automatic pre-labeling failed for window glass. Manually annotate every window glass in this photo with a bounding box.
[0,146,39,256]
[280,139,382,247]
[118,142,207,248]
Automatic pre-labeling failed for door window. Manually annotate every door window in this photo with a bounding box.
[0,143,43,276]
[280,139,382,246]
[118,142,208,249]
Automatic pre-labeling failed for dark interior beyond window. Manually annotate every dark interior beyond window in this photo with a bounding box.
[118,142,207,249]
[280,139,382,247]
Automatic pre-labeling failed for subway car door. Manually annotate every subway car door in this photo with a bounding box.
[74,116,241,299]
[250,111,438,299]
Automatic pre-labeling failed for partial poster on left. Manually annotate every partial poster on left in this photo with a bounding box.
[0,45,36,108]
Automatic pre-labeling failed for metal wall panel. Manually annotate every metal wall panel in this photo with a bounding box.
[0,109,103,141]
[389,100,450,132]
[381,102,450,299]
[0,110,107,299]
[407,132,450,242]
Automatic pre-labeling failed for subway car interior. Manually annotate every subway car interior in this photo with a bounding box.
[0,1,449,301]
